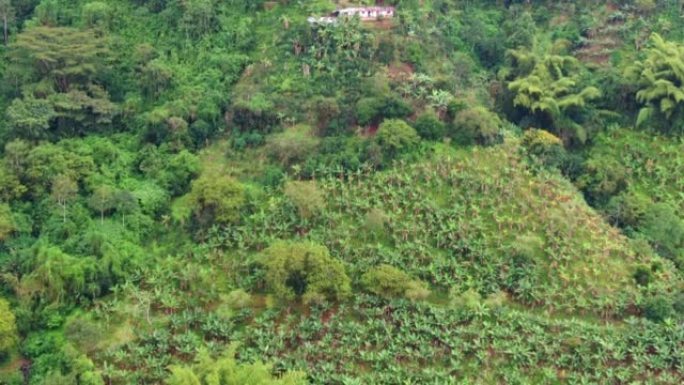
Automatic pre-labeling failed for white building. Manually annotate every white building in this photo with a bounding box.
[308,6,395,25]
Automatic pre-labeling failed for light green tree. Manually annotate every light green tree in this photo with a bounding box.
[375,119,420,156]
[0,298,17,357]
[51,174,78,223]
[88,185,116,224]
[184,170,245,225]
[6,96,56,141]
[0,203,14,241]
[259,241,351,303]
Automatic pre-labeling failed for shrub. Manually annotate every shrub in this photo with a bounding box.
[283,181,325,220]
[521,129,566,168]
[639,203,684,265]
[64,316,103,354]
[356,96,413,126]
[363,208,389,237]
[452,107,502,146]
[362,264,430,301]
[633,265,652,287]
[185,170,246,225]
[265,125,320,166]
[259,241,351,302]
[375,119,420,156]
[606,191,652,229]
[356,97,383,126]
[310,97,340,132]
[231,94,279,133]
[642,295,673,323]
[449,288,482,310]
[225,289,252,310]
[414,111,446,140]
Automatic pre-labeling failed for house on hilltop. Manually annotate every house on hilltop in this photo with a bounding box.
[308,6,395,25]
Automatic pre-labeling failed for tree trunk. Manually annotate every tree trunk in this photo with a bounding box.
[2,14,7,46]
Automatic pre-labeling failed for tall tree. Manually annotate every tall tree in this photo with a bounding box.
[0,0,14,45]
[51,174,78,223]
[88,185,115,225]
[10,26,109,92]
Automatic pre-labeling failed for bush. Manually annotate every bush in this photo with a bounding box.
[375,119,420,156]
[259,241,351,303]
[225,289,252,310]
[633,265,652,287]
[639,203,684,264]
[606,191,652,229]
[64,316,103,354]
[452,107,502,146]
[184,170,246,225]
[356,96,413,126]
[361,264,430,301]
[363,208,389,238]
[265,125,320,166]
[521,129,566,168]
[642,295,673,323]
[283,181,325,220]
[449,288,482,310]
[414,111,446,140]
[231,94,279,133]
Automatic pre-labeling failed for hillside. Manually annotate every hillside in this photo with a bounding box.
[0,1,683,384]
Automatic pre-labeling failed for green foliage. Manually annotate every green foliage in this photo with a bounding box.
[283,180,325,220]
[0,202,14,241]
[640,203,684,266]
[356,96,412,127]
[452,106,502,146]
[642,295,674,323]
[506,51,600,144]
[521,128,566,168]
[2,2,684,383]
[6,96,56,141]
[375,119,420,156]
[167,349,306,385]
[9,26,109,92]
[413,110,446,141]
[265,125,320,167]
[184,170,246,226]
[0,298,17,357]
[259,241,351,303]
[362,264,430,301]
[225,289,252,310]
[626,33,684,133]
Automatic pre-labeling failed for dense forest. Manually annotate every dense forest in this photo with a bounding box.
[0,0,683,384]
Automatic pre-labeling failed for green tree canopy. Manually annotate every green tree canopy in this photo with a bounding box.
[184,170,246,225]
[259,241,351,303]
[375,119,420,156]
[9,26,110,93]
